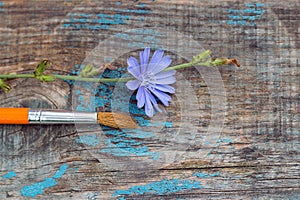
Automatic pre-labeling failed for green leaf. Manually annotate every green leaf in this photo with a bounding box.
[33,60,56,82]
[34,60,50,76]
[0,79,11,93]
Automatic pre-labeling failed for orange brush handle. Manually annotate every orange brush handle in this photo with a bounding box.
[0,108,29,124]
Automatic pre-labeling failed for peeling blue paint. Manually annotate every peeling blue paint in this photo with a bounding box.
[2,171,16,179]
[52,164,69,179]
[165,122,173,128]
[113,179,203,198]
[242,8,265,15]
[138,3,146,8]
[99,128,159,159]
[21,164,69,197]
[62,7,150,31]
[115,8,150,14]
[62,13,130,30]
[0,2,3,12]
[76,134,100,147]
[227,3,265,26]
[21,178,57,198]
[254,3,264,7]
[217,138,231,143]
[192,171,220,178]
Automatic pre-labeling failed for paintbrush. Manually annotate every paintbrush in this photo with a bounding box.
[0,108,137,129]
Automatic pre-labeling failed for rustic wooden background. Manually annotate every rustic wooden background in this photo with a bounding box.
[0,0,299,199]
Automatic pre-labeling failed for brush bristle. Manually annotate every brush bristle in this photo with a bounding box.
[97,112,138,129]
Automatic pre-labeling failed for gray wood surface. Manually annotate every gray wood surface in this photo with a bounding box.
[0,0,299,199]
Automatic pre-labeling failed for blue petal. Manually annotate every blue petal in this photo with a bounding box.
[136,86,145,108]
[149,88,172,106]
[152,56,172,74]
[155,76,176,85]
[127,56,140,69]
[127,57,141,79]
[147,90,162,113]
[140,47,150,74]
[126,80,140,90]
[147,50,164,73]
[155,70,176,79]
[154,84,175,94]
[144,91,154,117]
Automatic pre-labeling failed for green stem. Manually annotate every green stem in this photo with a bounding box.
[0,61,208,83]
[0,73,134,83]
[163,61,205,71]
[54,75,133,83]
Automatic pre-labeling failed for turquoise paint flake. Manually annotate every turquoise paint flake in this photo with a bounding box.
[63,13,130,30]
[2,171,16,179]
[21,164,69,197]
[165,122,173,128]
[115,8,150,14]
[255,3,265,7]
[226,3,265,26]
[138,3,146,8]
[242,8,264,15]
[227,14,241,20]
[52,164,69,179]
[0,2,3,12]
[113,179,203,197]
[227,9,240,13]
[217,138,231,143]
[100,129,159,159]
[76,134,100,147]
[192,171,220,178]
[21,178,57,197]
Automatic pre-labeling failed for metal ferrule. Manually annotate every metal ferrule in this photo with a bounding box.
[28,110,97,124]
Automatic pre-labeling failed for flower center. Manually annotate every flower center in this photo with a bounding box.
[141,72,156,89]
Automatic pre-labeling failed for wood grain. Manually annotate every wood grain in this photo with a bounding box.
[0,0,299,199]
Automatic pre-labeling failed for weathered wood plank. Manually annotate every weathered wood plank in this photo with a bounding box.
[0,0,299,199]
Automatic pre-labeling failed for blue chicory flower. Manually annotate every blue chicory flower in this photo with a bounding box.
[126,47,176,117]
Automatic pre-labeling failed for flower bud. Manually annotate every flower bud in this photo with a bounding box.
[211,58,228,66]
[192,50,211,64]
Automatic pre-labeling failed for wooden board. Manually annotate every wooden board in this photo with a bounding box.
[0,0,299,199]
